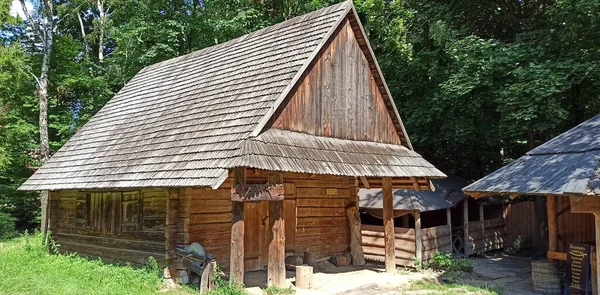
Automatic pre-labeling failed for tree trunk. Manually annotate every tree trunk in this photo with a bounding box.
[97,0,105,64]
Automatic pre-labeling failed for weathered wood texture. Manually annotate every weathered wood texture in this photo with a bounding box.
[346,188,365,266]
[547,195,558,252]
[361,224,451,267]
[467,217,506,254]
[270,20,402,145]
[267,201,286,287]
[382,177,395,272]
[53,189,168,266]
[504,199,594,252]
[185,170,354,270]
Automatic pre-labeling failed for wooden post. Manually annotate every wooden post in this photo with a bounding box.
[268,201,285,287]
[200,260,217,294]
[382,176,395,273]
[463,198,469,258]
[414,211,422,266]
[295,265,313,289]
[547,195,558,252]
[446,207,452,236]
[230,167,245,285]
[595,213,600,295]
[347,188,365,266]
[479,204,485,252]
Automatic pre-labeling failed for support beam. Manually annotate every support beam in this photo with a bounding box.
[268,171,285,287]
[479,204,485,248]
[347,188,365,266]
[268,201,285,287]
[382,176,395,273]
[446,208,452,235]
[230,168,245,285]
[463,199,469,258]
[410,176,420,192]
[414,211,422,266]
[359,176,370,189]
[595,213,600,295]
[547,195,558,252]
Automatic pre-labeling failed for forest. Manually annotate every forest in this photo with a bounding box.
[0,0,599,230]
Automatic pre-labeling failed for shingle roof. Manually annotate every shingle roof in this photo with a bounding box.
[20,1,443,191]
[464,114,600,196]
[358,176,465,212]
[238,129,444,178]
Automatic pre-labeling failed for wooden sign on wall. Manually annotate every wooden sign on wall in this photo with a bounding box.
[231,184,284,202]
[567,243,591,294]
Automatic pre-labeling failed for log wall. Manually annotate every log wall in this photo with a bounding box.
[361,224,452,267]
[467,217,506,254]
[184,170,356,270]
[50,189,168,266]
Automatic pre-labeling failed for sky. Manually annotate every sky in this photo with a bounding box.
[9,0,33,19]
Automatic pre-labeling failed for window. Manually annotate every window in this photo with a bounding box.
[74,191,142,235]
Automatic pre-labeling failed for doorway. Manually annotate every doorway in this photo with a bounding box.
[244,201,269,271]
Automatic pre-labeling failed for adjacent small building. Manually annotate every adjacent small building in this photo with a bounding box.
[464,114,600,294]
[19,1,445,287]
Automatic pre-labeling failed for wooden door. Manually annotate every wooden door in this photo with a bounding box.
[244,201,269,271]
[89,192,117,234]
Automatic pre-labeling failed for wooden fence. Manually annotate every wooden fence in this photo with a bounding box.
[361,224,451,267]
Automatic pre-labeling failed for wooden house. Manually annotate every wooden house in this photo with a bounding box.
[464,114,600,293]
[19,1,445,287]
[358,176,506,267]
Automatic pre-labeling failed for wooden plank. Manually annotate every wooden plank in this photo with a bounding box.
[267,201,285,287]
[297,226,349,237]
[297,207,346,217]
[547,251,567,261]
[297,217,347,227]
[283,199,296,252]
[571,196,600,213]
[547,195,558,252]
[382,177,395,273]
[296,198,349,208]
[347,196,365,265]
[463,199,469,258]
[230,167,245,285]
[414,211,422,266]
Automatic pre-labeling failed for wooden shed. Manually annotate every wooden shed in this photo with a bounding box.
[464,114,600,293]
[19,1,445,287]
[358,176,507,267]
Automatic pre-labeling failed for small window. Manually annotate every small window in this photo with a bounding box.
[121,191,142,233]
[75,191,143,236]
[74,193,90,228]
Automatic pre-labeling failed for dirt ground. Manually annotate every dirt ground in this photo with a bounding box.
[244,254,541,295]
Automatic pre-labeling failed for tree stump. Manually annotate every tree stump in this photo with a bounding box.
[295,265,313,289]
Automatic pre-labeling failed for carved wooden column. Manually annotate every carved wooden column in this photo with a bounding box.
[382,177,395,273]
[268,172,285,287]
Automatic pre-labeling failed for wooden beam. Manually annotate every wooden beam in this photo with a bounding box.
[571,195,600,213]
[267,201,285,287]
[446,208,452,236]
[547,251,567,261]
[409,177,420,192]
[479,204,484,249]
[267,171,285,287]
[463,199,469,258]
[360,176,370,189]
[382,177,395,273]
[546,195,558,252]
[347,191,365,266]
[231,184,284,202]
[592,213,600,294]
[414,211,422,266]
[230,167,245,285]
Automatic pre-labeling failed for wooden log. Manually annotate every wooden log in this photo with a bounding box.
[382,177,395,273]
[230,167,245,285]
[304,252,314,266]
[547,195,558,252]
[414,211,422,266]
[479,204,485,252]
[463,199,469,258]
[295,265,313,289]
[268,200,286,288]
[595,213,600,295]
[346,199,365,266]
[446,208,451,238]
[200,260,216,294]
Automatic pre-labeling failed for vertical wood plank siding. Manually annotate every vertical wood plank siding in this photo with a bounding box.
[270,20,401,145]
[504,198,594,252]
[52,189,168,266]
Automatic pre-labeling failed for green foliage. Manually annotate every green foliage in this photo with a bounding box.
[205,268,247,295]
[504,235,534,256]
[0,212,16,240]
[264,285,295,295]
[410,281,501,295]
[426,252,473,272]
[0,233,191,295]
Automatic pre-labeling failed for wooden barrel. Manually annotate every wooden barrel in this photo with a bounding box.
[531,259,561,294]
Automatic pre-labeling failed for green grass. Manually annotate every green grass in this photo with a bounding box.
[409,281,502,295]
[0,233,192,295]
[264,285,295,295]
